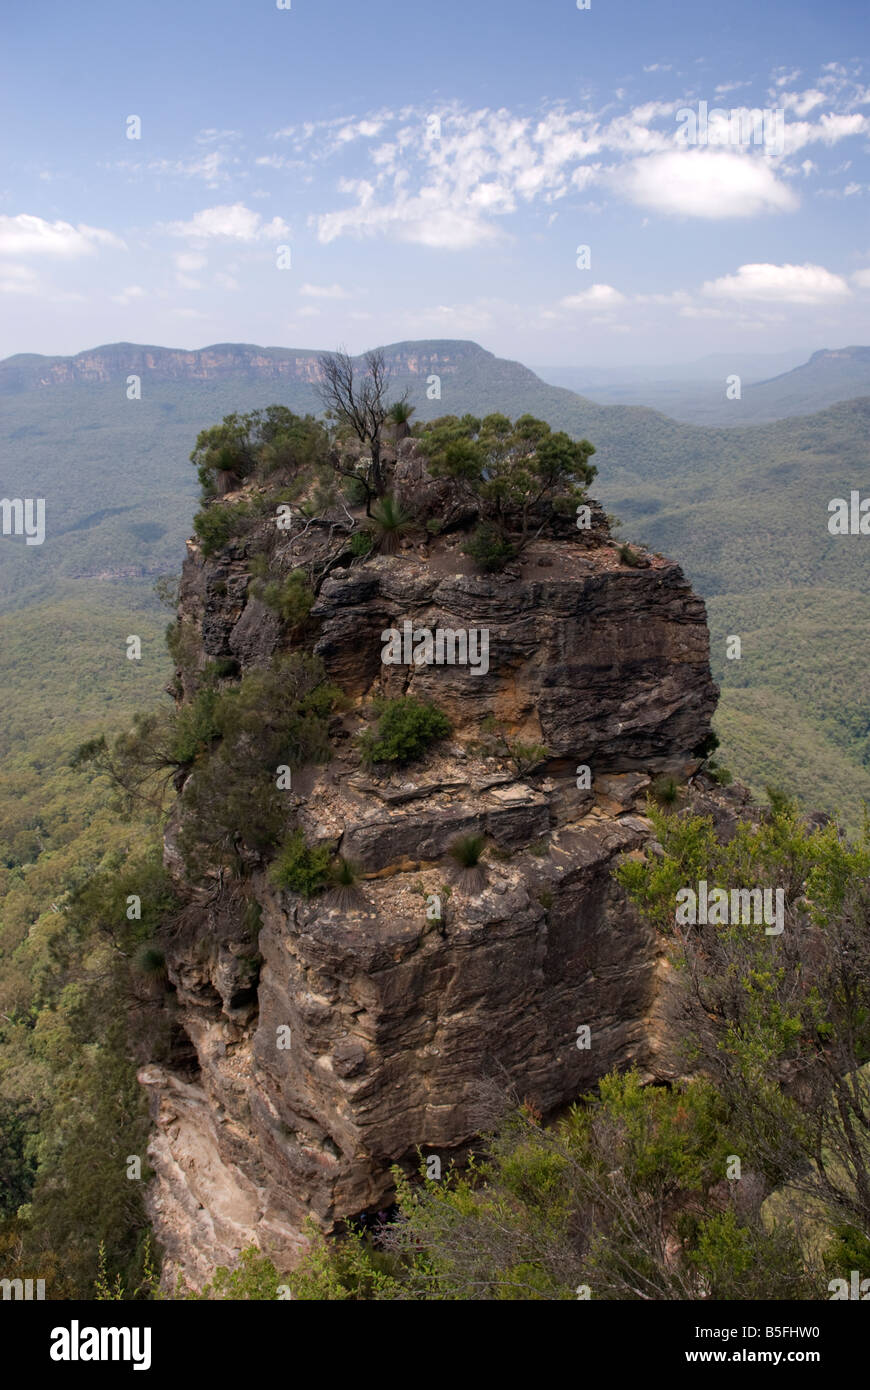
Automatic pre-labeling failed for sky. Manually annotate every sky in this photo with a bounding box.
[1,0,869,367]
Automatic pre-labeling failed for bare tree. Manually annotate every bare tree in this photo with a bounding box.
[316,347,397,513]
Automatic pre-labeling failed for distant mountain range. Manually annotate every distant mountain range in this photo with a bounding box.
[0,339,503,394]
[535,345,870,425]
[5,336,867,427]
[0,337,868,826]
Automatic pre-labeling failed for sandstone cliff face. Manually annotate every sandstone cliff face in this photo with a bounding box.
[0,340,488,393]
[143,444,720,1289]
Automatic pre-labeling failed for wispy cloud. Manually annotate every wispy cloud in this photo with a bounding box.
[299,282,352,298]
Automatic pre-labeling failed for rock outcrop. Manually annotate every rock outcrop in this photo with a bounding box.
[143,442,720,1290]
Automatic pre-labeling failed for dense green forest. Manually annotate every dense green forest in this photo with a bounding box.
[0,583,170,1295]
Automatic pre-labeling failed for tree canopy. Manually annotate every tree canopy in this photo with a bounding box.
[418,411,596,535]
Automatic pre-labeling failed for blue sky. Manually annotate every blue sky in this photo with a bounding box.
[1,0,868,365]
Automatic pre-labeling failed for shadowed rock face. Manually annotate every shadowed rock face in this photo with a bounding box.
[144,474,720,1290]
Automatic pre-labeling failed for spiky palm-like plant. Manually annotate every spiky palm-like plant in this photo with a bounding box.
[388,399,416,441]
[650,775,679,808]
[370,494,413,554]
[449,833,487,893]
[327,856,364,910]
[134,944,167,979]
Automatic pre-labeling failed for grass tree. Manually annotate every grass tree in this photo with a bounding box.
[449,833,488,893]
[369,494,413,554]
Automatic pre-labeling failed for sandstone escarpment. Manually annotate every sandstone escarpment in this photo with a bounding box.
[144,439,720,1289]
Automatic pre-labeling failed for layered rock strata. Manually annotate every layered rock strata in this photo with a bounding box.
[143,446,720,1288]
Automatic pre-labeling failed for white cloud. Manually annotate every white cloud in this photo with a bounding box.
[703,261,851,304]
[254,154,306,171]
[278,86,870,246]
[560,284,626,310]
[615,149,799,217]
[310,104,638,247]
[299,282,351,299]
[335,119,385,143]
[315,191,506,250]
[852,269,870,289]
[153,151,230,182]
[110,150,235,185]
[779,88,825,116]
[0,213,125,257]
[167,203,290,241]
[111,284,147,306]
[783,110,869,154]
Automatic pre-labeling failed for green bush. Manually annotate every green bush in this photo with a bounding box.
[167,687,222,765]
[190,407,329,495]
[350,530,374,557]
[463,523,516,573]
[247,553,270,582]
[618,542,643,567]
[359,696,451,766]
[203,657,240,682]
[253,569,315,626]
[177,654,337,875]
[165,618,200,677]
[342,474,370,508]
[509,740,549,771]
[275,1070,814,1302]
[189,1246,283,1301]
[270,830,332,898]
[193,502,251,557]
[706,760,734,786]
